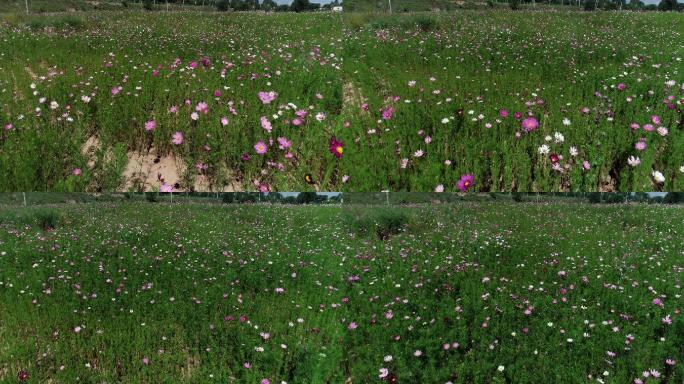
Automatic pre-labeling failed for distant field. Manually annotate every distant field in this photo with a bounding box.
[0,0,214,13]
[0,202,682,382]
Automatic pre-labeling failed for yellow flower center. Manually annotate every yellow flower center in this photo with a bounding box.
[336,146,344,154]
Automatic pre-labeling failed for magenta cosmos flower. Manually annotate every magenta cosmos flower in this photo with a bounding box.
[521,117,539,132]
[458,174,474,192]
[329,137,344,159]
[171,131,184,145]
[258,91,278,104]
[254,141,268,155]
[382,106,394,120]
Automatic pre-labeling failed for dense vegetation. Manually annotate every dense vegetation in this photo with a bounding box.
[0,202,682,383]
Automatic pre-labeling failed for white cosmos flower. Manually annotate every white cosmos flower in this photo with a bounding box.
[441,118,450,124]
[569,146,578,157]
[554,132,565,143]
[628,156,641,167]
[562,118,571,126]
[652,170,665,184]
[538,144,550,155]
[680,165,684,173]
[379,368,389,379]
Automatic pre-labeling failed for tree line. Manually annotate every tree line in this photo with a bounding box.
[135,0,342,12]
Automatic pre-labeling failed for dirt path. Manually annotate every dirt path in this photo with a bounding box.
[81,137,241,192]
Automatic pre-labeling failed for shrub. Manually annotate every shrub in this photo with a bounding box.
[512,192,523,202]
[510,0,520,10]
[143,0,154,11]
[146,192,158,203]
[121,0,129,7]
[345,208,411,240]
[588,193,602,204]
[414,15,440,32]
[216,0,230,11]
[584,0,596,11]
[34,208,62,231]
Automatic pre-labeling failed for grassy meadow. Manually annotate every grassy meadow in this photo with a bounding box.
[0,201,682,383]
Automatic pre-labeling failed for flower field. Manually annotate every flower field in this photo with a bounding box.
[0,10,683,192]
[0,201,682,383]
[0,11,342,192]
[342,11,684,192]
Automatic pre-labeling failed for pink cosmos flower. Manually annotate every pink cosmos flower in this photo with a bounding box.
[172,131,184,145]
[635,139,647,151]
[195,102,209,114]
[258,91,278,104]
[260,116,272,132]
[144,120,156,131]
[382,106,394,120]
[254,141,268,155]
[160,183,173,193]
[221,117,229,126]
[277,137,292,150]
[72,168,82,176]
[521,117,539,132]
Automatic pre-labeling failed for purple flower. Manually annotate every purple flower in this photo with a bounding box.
[458,174,474,192]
